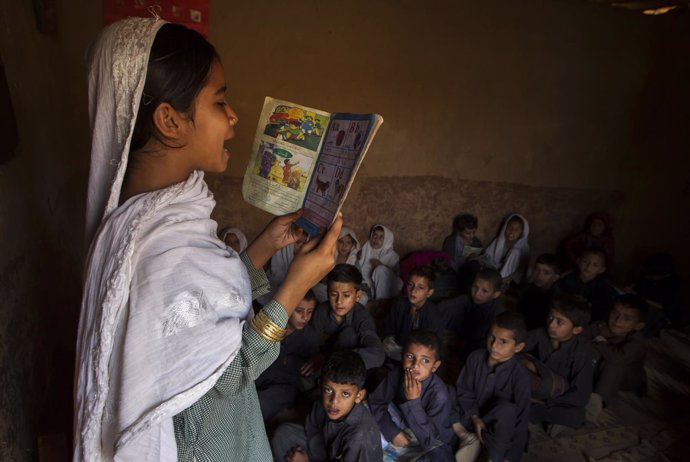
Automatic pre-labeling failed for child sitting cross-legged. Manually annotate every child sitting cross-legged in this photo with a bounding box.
[523,294,596,433]
[584,293,648,406]
[442,213,482,272]
[255,290,319,421]
[369,329,457,461]
[302,264,385,377]
[356,224,404,300]
[270,351,383,462]
[452,312,531,462]
[439,268,505,355]
[379,265,444,361]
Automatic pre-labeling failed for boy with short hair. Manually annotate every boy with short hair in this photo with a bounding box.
[270,351,383,462]
[585,293,648,405]
[256,290,319,420]
[452,312,531,462]
[303,264,385,376]
[442,213,482,272]
[369,329,456,461]
[559,248,618,321]
[523,294,596,430]
[380,265,444,361]
[518,254,563,330]
[439,268,505,354]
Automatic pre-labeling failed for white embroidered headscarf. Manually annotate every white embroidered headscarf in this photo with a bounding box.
[219,226,248,253]
[75,18,250,461]
[357,224,400,280]
[337,226,360,265]
[482,213,530,281]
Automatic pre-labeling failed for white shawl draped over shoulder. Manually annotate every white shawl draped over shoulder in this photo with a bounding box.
[74,18,250,461]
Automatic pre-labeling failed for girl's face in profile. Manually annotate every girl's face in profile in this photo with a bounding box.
[370,228,385,249]
[183,59,238,173]
[338,234,355,256]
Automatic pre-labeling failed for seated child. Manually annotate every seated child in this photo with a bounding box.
[585,294,648,405]
[480,213,530,285]
[523,294,596,430]
[561,211,615,270]
[518,254,563,330]
[442,213,483,272]
[336,226,360,266]
[438,268,505,354]
[369,329,456,461]
[380,265,444,361]
[356,224,403,300]
[304,264,385,376]
[312,226,361,303]
[452,312,530,462]
[218,226,248,254]
[271,351,383,462]
[256,290,319,420]
[559,248,618,321]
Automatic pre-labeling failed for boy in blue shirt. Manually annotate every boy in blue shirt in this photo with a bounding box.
[439,268,505,355]
[271,351,382,462]
[452,312,531,462]
[369,329,456,461]
[524,294,596,430]
[380,265,444,361]
[303,264,385,376]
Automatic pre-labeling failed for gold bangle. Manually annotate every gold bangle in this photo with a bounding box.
[251,310,286,342]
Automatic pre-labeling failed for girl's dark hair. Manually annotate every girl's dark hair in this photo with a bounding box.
[130,23,218,154]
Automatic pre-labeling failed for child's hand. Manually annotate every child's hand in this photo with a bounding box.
[403,368,422,401]
[370,258,382,268]
[287,446,309,462]
[471,415,486,444]
[594,335,607,343]
[452,421,469,439]
[300,354,325,377]
[391,431,411,448]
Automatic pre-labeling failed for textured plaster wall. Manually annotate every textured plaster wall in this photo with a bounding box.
[0,0,688,460]
[209,0,690,276]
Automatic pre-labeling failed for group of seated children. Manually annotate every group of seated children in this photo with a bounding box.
[218,210,661,462]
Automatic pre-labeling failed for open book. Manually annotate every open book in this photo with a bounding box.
[242,97,383,236]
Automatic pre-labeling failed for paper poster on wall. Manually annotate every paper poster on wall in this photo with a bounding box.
[103,0,209,37]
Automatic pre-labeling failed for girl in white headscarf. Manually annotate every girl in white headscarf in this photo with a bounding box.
[219,226,248,254]
[481,213,530,284]
[356,224,403,300]
[74,18,340,462]
[336,226,360,265]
